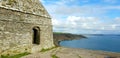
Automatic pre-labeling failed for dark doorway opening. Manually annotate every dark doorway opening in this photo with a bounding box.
[33,27,40,45]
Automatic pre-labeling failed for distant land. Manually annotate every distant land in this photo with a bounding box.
[83,34,120,36]
[53,32,120,46]
[53,32,86,46]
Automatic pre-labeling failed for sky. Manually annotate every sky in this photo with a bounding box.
[40,0,120,34]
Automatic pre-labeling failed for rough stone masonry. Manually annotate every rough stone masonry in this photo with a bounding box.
[0,0,54,55]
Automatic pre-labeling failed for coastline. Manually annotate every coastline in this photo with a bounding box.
[53,32,86,46]
[22,33,120,58]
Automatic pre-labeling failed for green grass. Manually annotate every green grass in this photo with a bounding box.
[51,54,59,58]
[40,47,57,52]
[1,52,30,58]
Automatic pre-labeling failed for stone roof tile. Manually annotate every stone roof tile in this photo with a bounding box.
[0,0,50,18]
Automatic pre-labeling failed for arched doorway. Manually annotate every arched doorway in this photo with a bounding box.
[32,27,40,45]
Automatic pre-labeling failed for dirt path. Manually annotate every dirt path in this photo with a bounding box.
[22,47,120,58]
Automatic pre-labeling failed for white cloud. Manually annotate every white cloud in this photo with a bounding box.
[115,17,120,21]
[52,16,120,34]
[66,16,100,29]
[52,5,104,16]
[41,0,120,34]
[41,0,120,20]
[111,24,117,30]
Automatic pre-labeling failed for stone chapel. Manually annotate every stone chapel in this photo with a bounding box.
[0,0,54,55]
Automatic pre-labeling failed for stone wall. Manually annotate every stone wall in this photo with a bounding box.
[0,7,54,55]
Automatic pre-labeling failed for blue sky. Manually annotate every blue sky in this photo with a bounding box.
[40,0,120,34]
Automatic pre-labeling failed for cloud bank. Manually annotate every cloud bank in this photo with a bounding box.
[40,0,120,34]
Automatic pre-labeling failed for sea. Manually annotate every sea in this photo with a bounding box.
[60,34,120,53]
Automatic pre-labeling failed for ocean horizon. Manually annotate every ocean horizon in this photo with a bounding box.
[60,34,120,53]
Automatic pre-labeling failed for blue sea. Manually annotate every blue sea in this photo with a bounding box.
[60,35,120,53]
